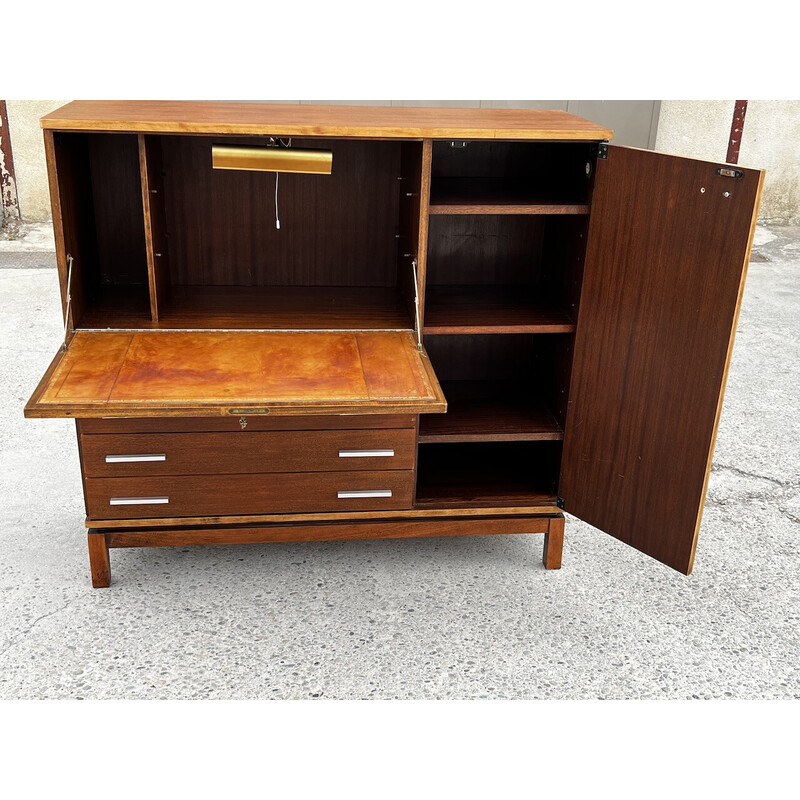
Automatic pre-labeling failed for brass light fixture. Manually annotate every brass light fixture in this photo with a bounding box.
[211,144,333,175]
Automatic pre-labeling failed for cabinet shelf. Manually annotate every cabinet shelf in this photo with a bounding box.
[429,179,590,215]
[419,381,563,443]
[423,285,575,334]
[80,286,413,331]
[415,442,559,508]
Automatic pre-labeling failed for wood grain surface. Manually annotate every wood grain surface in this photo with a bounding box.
[423,285,575,334]
[159,136,401,289]
[418,381,563,442]
[138,135,170,320]
[85,470,414,519]
[101,515,553,548]
[81,428,416,477]
[429,178,590,215]
[559,146,763,574]
[41,101,613,140]
[416,441,560,508]
[86,505,563,529]
[87,532,110,587]
[79,415,415,434]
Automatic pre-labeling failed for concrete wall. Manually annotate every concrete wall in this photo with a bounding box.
[5,101,66,223]
[655,100,800,224]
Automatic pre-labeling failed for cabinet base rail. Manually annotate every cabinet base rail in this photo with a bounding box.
[86,514,565,587]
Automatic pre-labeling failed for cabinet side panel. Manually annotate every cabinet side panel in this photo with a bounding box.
[560,146,763,573]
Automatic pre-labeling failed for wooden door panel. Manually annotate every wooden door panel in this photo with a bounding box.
[560,146,763,573]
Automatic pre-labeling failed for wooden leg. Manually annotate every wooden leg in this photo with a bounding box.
[87,531,111,588]
[542,514,564,570]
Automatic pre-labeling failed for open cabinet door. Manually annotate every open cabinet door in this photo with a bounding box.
[560,146,764,574]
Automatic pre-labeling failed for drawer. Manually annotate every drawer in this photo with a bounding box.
[85,471,414,520]
[80,429,416,477]
[79,415,416,434]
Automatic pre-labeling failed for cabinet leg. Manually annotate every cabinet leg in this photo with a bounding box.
[87,531,111,588]
[543,515,564,570]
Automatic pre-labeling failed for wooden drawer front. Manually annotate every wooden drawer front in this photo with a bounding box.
[85,471,414,519]
[79,415,416,434]
[81,429,416,477]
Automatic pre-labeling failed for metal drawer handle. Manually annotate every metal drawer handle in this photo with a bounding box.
[337,490,393,499]
[338,449,395,458]
[105,454,166,463]
[109,496,170,506]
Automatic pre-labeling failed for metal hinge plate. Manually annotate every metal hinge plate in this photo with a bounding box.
[598,142,609,160]
[556,496,565,510]
[716,166,744,179]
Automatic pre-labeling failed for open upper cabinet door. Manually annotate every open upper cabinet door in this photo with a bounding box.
[560,146,764,574]
[25,330,446,419]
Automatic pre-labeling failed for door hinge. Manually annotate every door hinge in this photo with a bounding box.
[716,166,743,179]
[556,496,565,510]
[597,141,609,160]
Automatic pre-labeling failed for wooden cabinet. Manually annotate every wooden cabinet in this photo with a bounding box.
[25,101,763,587]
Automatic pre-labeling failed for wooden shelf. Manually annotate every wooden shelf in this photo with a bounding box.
[415,442,558,509]
[79,286,413,331]
[419,381,563,443]
[415,481,557,509]
[429,179,590,215]
[423,285,575,334]
[160,287,412,330]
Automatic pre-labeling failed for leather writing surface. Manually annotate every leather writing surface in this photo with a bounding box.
[28,330,445,417]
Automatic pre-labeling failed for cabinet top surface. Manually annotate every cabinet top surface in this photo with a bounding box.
[41,101,614,140]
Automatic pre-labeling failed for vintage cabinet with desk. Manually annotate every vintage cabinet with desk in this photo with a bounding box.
[24,101,763,587]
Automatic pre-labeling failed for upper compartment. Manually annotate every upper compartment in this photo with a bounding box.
[45,104,610,334]
[429,140,597,213]
[50,132,150,327]
[148,135,418,329]
[51,132,424,331]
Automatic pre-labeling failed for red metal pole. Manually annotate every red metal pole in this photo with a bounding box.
[726,100,748,165]
[0,100,21,229]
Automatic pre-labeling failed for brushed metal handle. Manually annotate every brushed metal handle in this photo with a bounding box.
[105,454,166,463]
[337,490,393,499]
[338,449,395,458]
[109,496,169,506]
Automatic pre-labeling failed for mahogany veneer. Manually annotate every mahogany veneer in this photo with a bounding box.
[25,101,763,587]
[80,428,417,477]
